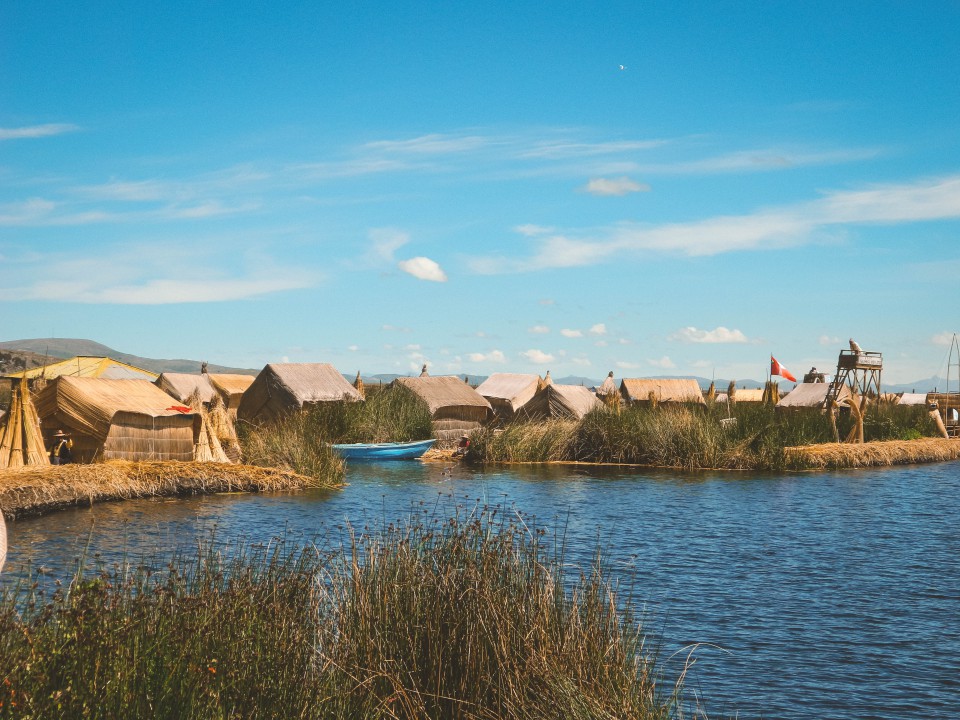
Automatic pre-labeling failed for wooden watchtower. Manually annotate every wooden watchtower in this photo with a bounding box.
[825,348,882,407]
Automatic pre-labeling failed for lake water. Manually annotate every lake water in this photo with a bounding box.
[5,460,959,719]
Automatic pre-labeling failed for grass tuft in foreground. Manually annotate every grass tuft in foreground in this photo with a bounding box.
[0,513,683,719]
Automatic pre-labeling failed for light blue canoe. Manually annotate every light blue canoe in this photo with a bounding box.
[330,438,436,461]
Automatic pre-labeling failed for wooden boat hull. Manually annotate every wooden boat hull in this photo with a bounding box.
[330,438,436,460]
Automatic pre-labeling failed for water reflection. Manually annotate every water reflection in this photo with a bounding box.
[4,460,959,720]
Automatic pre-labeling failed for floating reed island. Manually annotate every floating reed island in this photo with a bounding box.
[784,437,960,470]
[0,461,331,520]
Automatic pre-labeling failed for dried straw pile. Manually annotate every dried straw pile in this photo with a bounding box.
[0,461,326,519]
[785,438,960,469]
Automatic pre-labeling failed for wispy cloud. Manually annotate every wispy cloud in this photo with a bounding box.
[468,350,506,363]
[398,256,448,282]
[648,356,676,369]
[470,174,960,272]
[670,326,750,344]
[633,147,882,176]
[528,325,550,334]
[367,228,410,264]
[520,139,668,160]
[363,133,489,155]
[932,332,957,346]
[520,349,554,364]
[514,224,554,237]
[581,177,650,196]
[589,323,607,336]
[560,329,582,338]
[616,360,641,370]
[0,123,79,140]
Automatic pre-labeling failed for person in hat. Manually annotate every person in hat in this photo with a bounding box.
[453,434,470,458]
[50,429,73,465]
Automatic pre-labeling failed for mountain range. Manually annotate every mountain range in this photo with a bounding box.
[0,338,950,393]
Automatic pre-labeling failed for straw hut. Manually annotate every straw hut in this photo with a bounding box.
[237,363,363,425]
[34,377,200,462]
[475,373,542,419]
[595,371,621,409]
[729,388,765,403]
[619,378,706,407]
[207,373,255,416]
[4,356,157,383]
[155,372,217,405]
[522,384,602,421]
[896,392,928,406]
[776,382,852,411]
[0,377,49,469]
[392,376,492,446]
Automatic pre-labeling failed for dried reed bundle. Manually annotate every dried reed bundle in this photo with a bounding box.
[0,378,49,469]
[0,460,330,519]
[785,438,960,469]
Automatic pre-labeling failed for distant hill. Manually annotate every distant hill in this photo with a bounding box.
[0,338,257,376]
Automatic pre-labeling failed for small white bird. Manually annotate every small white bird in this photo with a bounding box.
[619,64,627,71]
[849,338,863,353]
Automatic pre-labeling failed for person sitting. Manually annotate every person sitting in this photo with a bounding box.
[454,434,470,458]
[50,429,73,465]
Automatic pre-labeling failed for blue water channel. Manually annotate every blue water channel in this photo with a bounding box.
[5,460,959,719]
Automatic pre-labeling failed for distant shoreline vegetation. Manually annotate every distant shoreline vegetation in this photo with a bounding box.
[465,402,948,471]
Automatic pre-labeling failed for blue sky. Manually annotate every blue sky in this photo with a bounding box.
[2,2,959,384]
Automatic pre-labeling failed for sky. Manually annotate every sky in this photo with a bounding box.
[2,2,959,384]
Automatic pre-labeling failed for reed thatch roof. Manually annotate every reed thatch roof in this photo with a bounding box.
[896,392,928,406]
[619,378,706,405]
[207,373,255,400]
[155,373,217,404]
[35,377,198,462]
[523,384,602,421]
[392,376,492,416]
[776,382,852,409]
[4,356,157,381]
[475,373,541,415]
[238,363,362,424]
[728,388,765,403]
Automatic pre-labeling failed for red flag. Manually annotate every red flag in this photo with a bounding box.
[770,356,797,383]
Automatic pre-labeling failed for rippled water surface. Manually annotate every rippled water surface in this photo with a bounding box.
[6,461,959,719]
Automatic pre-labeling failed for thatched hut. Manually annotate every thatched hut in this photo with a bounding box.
[896,392,928,406]
[619,378,706,407]
[34,377,199,462]
[776,382,852,411]
[237,363,363,425]
[155,372,217,405]
[595,371,621,409]
[392,376,492,446]
[207,373,255,416]
[522,384,602,421]
[4,356,157,383]
[475,373,542,419]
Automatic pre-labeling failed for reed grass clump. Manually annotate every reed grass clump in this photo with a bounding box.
[0,513,681,719]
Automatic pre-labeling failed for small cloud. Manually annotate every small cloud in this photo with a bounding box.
[648,356,676,369]
[404,344,421,351]
[515,224,554,237]
[670,326,749,344]
[616,360,641,370]
[618,338,630,345]
[398,256,448,282]
[594,340,609,347]
[0,123,79,140]
[560,328,582,338]
[539,298,555,306]
[347,345,359,352]
[572,357,592,366]
[589,323,607,336]
[582,176,651,197]
[467,350,507,363]
[819,335,842,346]
[367,228,410,263]
[521,349,554,364]
[692,359,713,369]
[529,325,550,335]
[932,332,957,346]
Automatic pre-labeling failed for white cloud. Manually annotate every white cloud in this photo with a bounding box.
[670,326,750,344]
[589,323,607,336]
[529,325,550,334]
[521,349,555,364]
[348,345,359,352]
[398,256,448,282]
[616,360,641,370]
[539,298,555,306]
[467,350,506,363]
[0,123,79,140]
[818,335,841,346]
[367,228,410,263]
[571,357,592,366]
[582,177,650,196]
[515,224,554,237]
[404,344,421,351]
[521,139,668,159]
[633,147,881,176]
[932,332,957,346]
[363,133,487,155]
[594,340,609,347]
[469,174,960,272]
[648,356,676,369]
[560,328,583,338]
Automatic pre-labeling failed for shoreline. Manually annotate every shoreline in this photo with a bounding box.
[0,460,332,520]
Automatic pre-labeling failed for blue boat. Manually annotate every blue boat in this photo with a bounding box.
[330,438,436,461]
